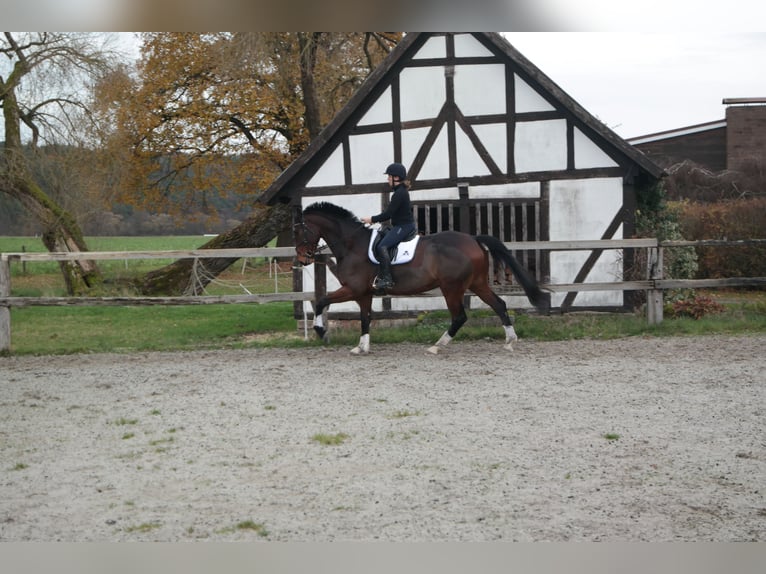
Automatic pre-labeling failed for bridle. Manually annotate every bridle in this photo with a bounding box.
[293,221,327,265]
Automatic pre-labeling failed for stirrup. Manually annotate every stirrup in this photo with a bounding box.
[373,275,394,289]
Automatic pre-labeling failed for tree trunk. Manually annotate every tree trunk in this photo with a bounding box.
[298,32,322,140]
[137,202,292,295]
[3,173,101,294]
[2,62,101,295]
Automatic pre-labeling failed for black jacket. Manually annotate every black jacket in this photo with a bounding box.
[371,183,414,226]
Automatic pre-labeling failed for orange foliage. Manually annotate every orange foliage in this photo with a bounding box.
[93,32,401,220]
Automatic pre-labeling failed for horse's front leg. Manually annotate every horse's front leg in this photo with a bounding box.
[312,285,359,343]
[350,294,373,355]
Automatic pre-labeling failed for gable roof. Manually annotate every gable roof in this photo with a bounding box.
[260,32,664,206]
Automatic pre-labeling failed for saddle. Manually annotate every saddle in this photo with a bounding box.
[368,227,419,265]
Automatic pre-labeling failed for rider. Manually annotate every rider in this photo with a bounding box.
[361,162,416,290]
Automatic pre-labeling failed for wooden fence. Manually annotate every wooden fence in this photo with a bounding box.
[2,240,765,353]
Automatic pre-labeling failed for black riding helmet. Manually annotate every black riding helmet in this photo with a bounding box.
[384,162,407,180]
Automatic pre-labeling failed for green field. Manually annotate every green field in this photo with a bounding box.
[2,236,766,355]
[1,235,289,297]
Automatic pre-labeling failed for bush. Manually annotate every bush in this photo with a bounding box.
[666,293,725,320]
[675,197,766,278]
[630,182,698,283]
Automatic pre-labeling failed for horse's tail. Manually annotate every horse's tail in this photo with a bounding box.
[475,235,550,314]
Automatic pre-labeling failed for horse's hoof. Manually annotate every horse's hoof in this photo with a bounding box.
[427,345,440,355]
[350,346,366,355]
[503,343,514,351]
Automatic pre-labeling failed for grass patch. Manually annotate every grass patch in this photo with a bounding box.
[114,417,139,426]
[311,432,349,446]
[8,297,766,355]
[10,463,28,471]
[124,521,161,533]
[10,302,295,355]
[149,437,174,446]
[236,520,268,536]
[388,409,422,419]
[603,433,621,441]
[216,520,269,537]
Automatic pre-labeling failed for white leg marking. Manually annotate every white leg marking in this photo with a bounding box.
[350,334,370,355]
[503,324,518,351]
[314,314,324,329]
[427,331,452,355]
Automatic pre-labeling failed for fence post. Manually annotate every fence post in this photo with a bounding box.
[0,257,11,354]
[646,245,664,325]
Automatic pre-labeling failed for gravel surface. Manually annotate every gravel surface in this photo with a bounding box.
[1,334,764,541]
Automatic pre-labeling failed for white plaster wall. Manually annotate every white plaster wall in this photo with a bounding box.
[574,127,619,169]
[412,36,446,59]
[549,177,622,241]
[472,123,508,173]
[454,34,494,57]
[358,86,392,126]
[400,67,445,122]
[467,182,540,200]
[548,177,624,306]
[514,119,567,172]
[456,128,491,177]
[515,75,555,113]
[409,187,460,202]
[410,126,450,180]
[349,132,393,184]
[401,126,430,175]
[454,64,507,116]
[301,193,377,217]
[306,144,344,187]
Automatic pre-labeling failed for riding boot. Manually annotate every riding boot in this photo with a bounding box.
[373,247,395,290]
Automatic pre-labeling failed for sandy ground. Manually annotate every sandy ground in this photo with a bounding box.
[0,334,764,542]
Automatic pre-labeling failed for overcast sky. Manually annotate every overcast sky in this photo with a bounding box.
[114,32,765,142]
[504,32,766,139]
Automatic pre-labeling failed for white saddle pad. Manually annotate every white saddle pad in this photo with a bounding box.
[368,229,420,265]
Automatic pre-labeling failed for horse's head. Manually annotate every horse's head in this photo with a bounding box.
[295,203,364,265]
[293,220,321,265]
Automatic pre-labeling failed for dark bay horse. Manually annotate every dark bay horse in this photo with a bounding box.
[294,202,549,354]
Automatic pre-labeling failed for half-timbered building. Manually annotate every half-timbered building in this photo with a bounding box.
[259,32,664,318]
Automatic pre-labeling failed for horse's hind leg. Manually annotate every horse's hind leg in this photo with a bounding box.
[428,288,467,355]
[350,294,373,355]
[472,283,518,351]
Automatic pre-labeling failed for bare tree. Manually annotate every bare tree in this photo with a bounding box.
[1,32,119,293]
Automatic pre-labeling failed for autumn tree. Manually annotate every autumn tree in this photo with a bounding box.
[98,32,400,295]
[0,32,119,294]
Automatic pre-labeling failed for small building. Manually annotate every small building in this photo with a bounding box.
[260,32,664,317]
[628,98,766,173]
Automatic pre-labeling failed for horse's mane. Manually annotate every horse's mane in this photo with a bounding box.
[303,202,361,224]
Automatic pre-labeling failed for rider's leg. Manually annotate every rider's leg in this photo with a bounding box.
[374,243,394,289]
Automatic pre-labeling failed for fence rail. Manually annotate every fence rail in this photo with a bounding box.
[2,239,765,353]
